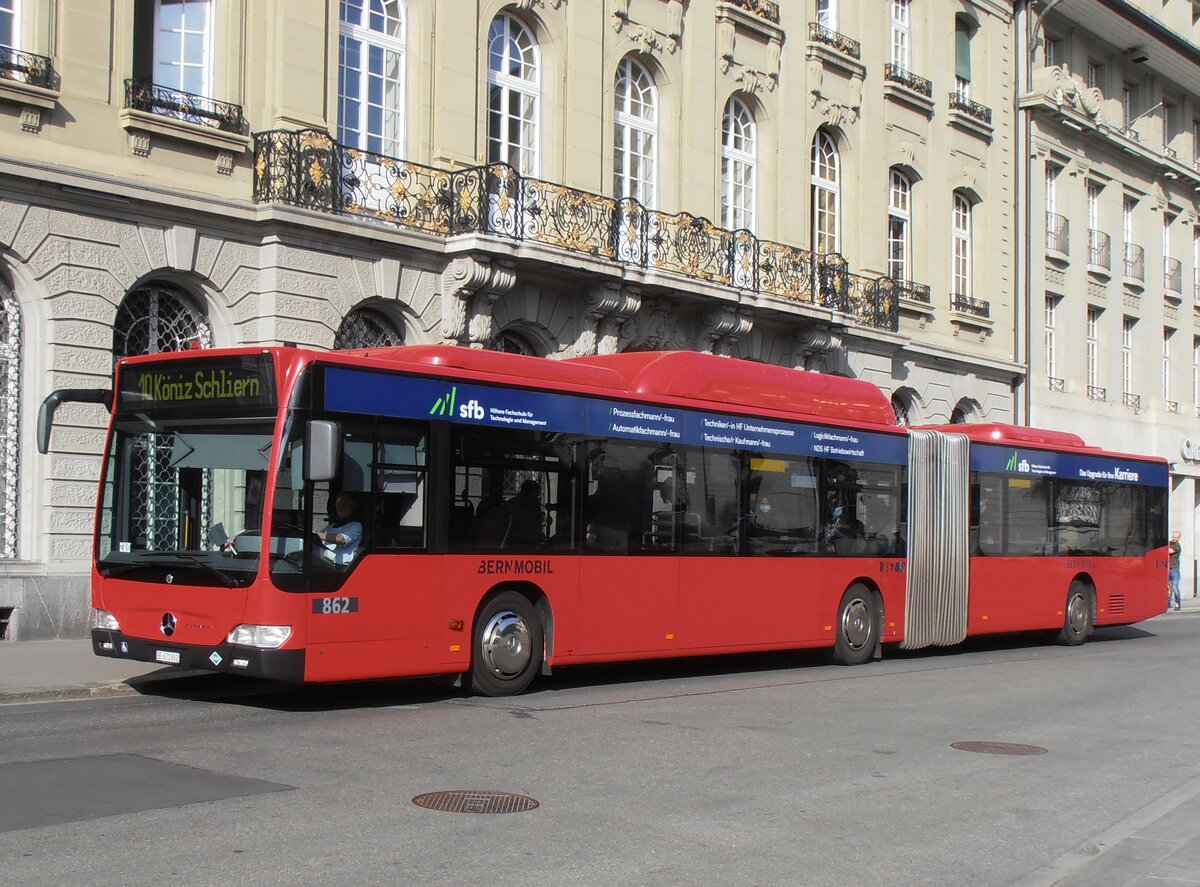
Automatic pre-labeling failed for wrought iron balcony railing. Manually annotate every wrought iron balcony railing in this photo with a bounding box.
[883,64,933,97]
[808,22,861,60]
[1194,268,1200,303]
[1045,212,1069,254]
[950,293,990,317]
[253,129,899,331]
[1124,243,1145,281]
[0,44,57,90]
[1048,377,1065,392]
[1123,392,1141,412]
[1087,385,1106,402]
[949,91,992,125]
[1088,230,1111,270]
[1164,256,1182,293]
[883,278,931,303]
[1166,400,1179,413]
[124,79,248,135]
[727,0,781,23]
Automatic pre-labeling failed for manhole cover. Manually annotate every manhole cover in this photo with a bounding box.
[951,741,1048,756]
[412,790,539,814]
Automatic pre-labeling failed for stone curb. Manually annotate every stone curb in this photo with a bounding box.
[0,681,139,705]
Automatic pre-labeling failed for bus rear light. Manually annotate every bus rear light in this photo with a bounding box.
[92,609,120,631]
[226,624,292,649]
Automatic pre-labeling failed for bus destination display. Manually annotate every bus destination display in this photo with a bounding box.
[117,355,276,413]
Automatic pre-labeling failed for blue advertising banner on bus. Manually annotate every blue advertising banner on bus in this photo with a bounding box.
[972,442,1168,487]
[323,367,906,465]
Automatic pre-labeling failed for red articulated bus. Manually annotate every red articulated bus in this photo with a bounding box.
[39,345,1169,696]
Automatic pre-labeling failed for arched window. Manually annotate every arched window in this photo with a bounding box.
[816,0,839,31]
[890,0,911,69]
[891,392,911,426]
[0,276,20,559]
[888,169,912,280]
[338,0,406,157]
[811,130,840,256]
[492,329,537,356]
[335,306,404,349]
[0,1,16,49]
[955,15,975,99]
[113,281,212,358]
[487,13,540,174]
[614,56,658,205]
[952,191,973,299]
[721,96,757,231]
[112,283,213,552]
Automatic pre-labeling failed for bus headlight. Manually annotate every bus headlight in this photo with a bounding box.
[226,624,292,649]
[92,609,120,631]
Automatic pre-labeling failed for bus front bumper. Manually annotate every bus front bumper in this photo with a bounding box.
[92,629,305,682]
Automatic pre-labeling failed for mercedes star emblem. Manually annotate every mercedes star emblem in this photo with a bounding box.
[161,613,176,637]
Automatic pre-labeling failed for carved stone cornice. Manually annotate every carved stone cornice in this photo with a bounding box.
[795,323,843,371]
[613,0,683,55]
[620,297,679,351]
[571,282,643,356]
[440,254,517,347]
[700,305,753,355]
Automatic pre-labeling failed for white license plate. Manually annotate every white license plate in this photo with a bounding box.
[155,650,181,664]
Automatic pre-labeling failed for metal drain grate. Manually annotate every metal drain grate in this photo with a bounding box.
[412,790,539,814]
[951,741,1048,756]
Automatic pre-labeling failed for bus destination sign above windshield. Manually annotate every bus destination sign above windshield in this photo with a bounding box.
[118,356,276,414]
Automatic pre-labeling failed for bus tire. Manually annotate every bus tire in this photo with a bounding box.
[470,591,543,697]
[1055,581,1093,646]
[832,584,878,666]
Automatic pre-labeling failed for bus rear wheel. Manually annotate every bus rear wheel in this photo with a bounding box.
[470,591,543,697]
[833,584,878,666]
[1055,581,1093,646]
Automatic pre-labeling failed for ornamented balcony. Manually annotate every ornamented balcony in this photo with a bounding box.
[883,64,932,98]
[1124,243,1145,282]
[1164,256,1182,294]
[726,0,781,23]
[949,293,990,318]
[1045,212,1069,256]
[1123,392,1141,412]
[0,45,57,90]
[882,278,931,303]
[254,129,900,331]
[1166,400,1179,413]
[949,90,992,125]
[124,79,248,135]
[1088,385,1106,402]
[807,22,860,60]
[1048,377,1065,392]
[1088,230,1111,271]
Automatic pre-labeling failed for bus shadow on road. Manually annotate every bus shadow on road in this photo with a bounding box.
[121,624,1161,711]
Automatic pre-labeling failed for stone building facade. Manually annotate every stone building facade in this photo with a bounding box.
[1021,0,1200,598]
[0,0,1016,638]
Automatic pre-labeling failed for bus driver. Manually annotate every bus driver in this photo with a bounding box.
[315,493,363,566]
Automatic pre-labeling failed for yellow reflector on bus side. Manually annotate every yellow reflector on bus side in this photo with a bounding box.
[450,644,461,652]
[750,457,788,473]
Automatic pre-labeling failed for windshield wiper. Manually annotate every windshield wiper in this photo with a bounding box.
[99,553,241,588]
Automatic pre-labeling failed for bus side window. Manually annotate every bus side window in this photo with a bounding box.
[375,421,428,550]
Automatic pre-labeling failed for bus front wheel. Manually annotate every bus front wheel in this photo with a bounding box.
[470,591,543,697]
[832,584,878,666]
[1056,581,1094,646]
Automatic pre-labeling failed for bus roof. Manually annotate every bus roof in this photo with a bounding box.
[566,351,898,426]
[913,423,1090,449]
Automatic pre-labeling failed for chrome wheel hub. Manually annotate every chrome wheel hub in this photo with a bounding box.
[479,610,532,679]
[841,598,871,651]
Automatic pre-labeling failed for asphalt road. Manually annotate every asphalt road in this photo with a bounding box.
[1,617,1198,887]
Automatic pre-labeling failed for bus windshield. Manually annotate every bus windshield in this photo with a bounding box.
[97,414,275,587]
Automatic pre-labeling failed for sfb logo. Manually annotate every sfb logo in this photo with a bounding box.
[459,399,485,419]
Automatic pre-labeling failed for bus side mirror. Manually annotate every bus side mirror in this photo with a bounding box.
[304,419,342,482]
[38,388,112,454]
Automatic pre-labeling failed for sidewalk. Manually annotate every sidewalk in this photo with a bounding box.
[0,638,181,704]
